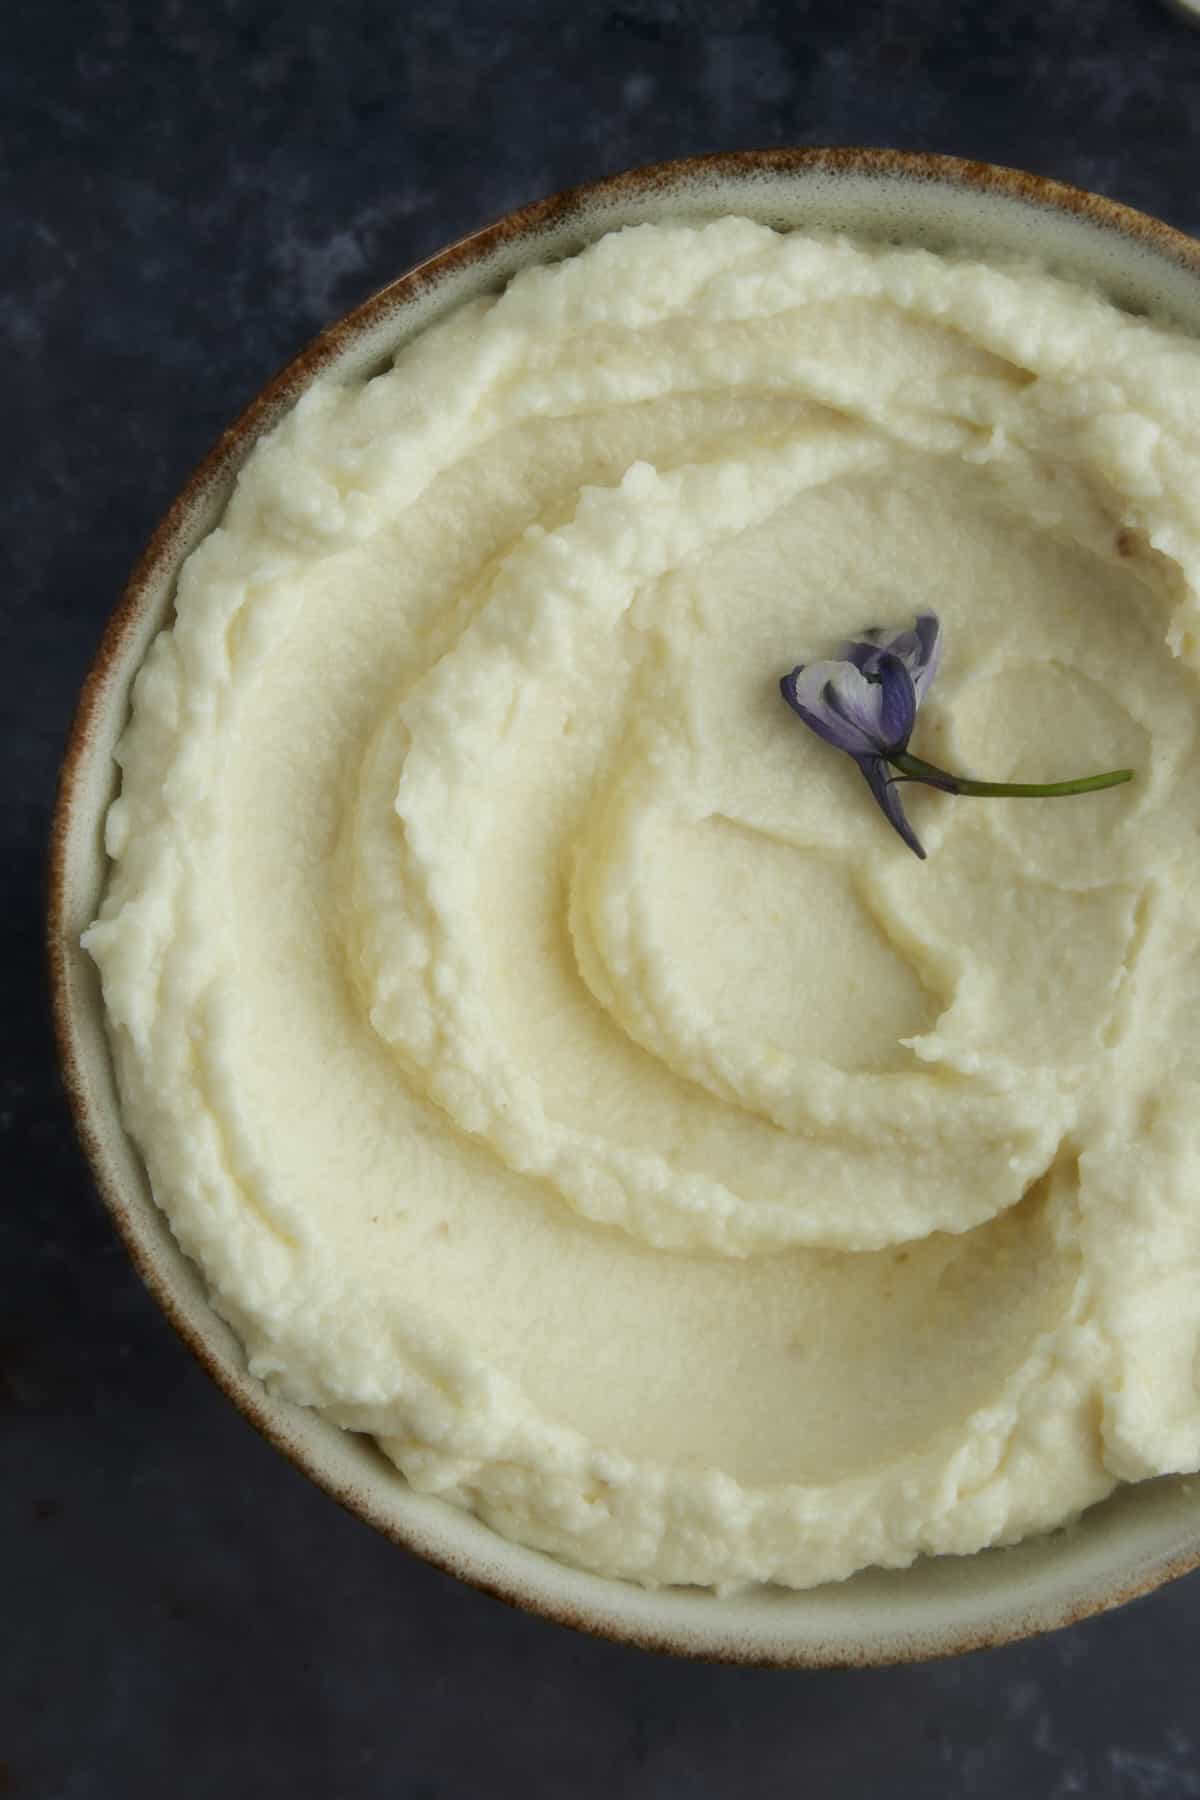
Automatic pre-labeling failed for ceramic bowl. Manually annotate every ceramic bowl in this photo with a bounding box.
[49,148,1200,1665]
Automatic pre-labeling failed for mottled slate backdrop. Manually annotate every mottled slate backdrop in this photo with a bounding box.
[6,2,1200,1795]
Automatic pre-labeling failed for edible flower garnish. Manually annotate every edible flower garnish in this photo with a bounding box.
[779,613,1133,859]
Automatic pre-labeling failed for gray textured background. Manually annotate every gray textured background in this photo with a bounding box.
[8,2,1200,1795]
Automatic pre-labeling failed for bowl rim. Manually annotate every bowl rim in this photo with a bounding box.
[47,145,1200,1666]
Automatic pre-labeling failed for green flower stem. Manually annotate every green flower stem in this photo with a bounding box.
[888,751,1134,799]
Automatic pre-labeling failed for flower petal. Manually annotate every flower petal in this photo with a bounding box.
[780,660,886,756]
[840,613,942,702]
[856,755,927,859]
[840,639,884,673]
[822,666,891,744]
[910,611,942,699]
[873,651,917,750]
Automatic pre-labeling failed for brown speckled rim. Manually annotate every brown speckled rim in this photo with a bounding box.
[47,148,1200,1665]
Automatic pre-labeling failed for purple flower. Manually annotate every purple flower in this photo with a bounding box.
[779,611,1132,860]
[780,614,942,859]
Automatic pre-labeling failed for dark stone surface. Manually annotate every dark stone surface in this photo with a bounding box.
[7,0,1200,1794]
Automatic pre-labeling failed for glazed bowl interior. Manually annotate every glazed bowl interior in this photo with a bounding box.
[50,150,1200,1665]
